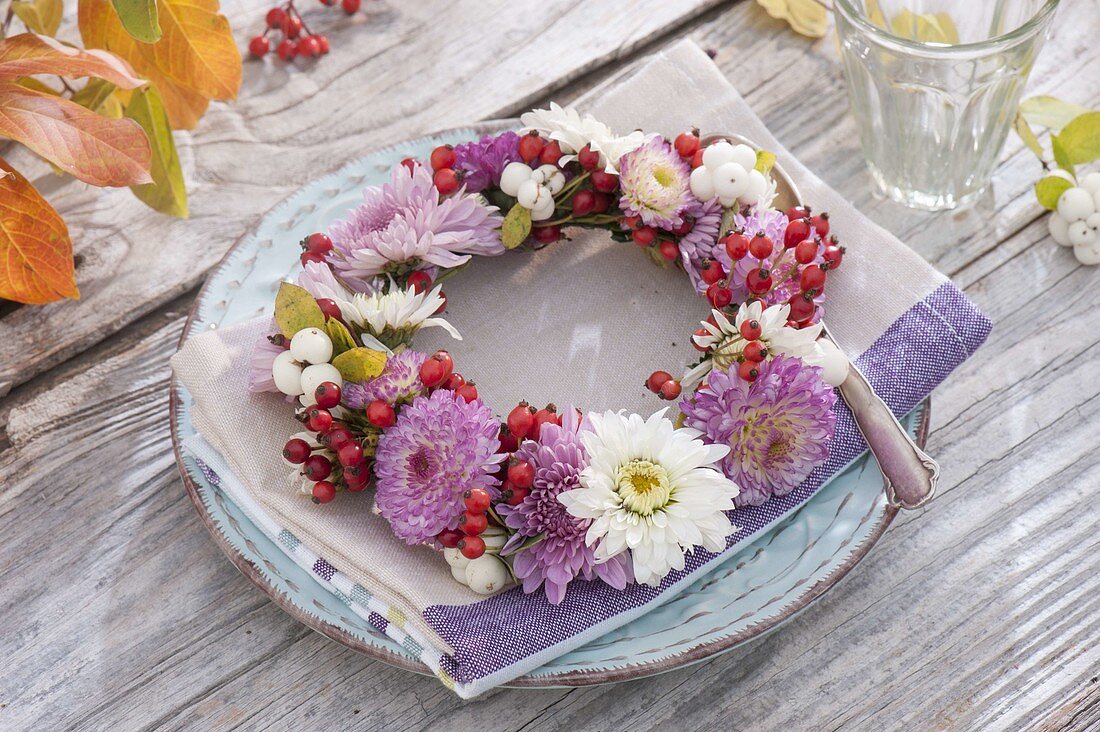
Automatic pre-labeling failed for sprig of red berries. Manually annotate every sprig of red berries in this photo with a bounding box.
[282,380,380,503]
[248,0,364,62]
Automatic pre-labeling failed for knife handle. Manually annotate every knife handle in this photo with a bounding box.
[837,364,940,510]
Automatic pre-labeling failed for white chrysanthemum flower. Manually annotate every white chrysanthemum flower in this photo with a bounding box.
[341,283,460,343]
[558,409,739,587]
[520,102,650,174]
[683,301,823,390]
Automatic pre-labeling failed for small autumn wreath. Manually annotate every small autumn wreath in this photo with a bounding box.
[249,104,850,602]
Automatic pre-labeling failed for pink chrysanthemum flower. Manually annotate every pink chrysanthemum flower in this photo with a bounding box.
[342,349,427,408]
[680,355,837,507]
[618,137,693,230]
[327,164,504,289]
[248,329,286,393]
[498,409,633,604]
[374,390,505,545]
[678,196,724,294]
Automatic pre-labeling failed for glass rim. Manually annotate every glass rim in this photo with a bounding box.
[832,0,1061,54]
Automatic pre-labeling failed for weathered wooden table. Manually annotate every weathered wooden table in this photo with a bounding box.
[3,1,1099,729]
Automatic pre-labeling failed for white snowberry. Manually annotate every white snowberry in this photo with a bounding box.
[1074,239,1100,265]
[691,140,772,208]
[516,178,547,209]
[481,527,508,552]
[451,564,467,583]
[271,351,304,396]
[1057,187,1095,222]
[689,166,715,201]
[464,555,511,595]
[1079,171,1100,194]
[1068,220,1095,247]
[500,161,533,197]
[289,327,333,365]
[300,363,342,399]
[701,140,754,170]
[712,162,750,205]
[742,169,769,206]
[536,164,565,194]
[1048,213,1072,246]
[444,547,469,569]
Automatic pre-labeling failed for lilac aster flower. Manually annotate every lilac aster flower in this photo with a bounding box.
[452,131,522,193]
[374,390,505,545]
[342,349,427,408]
[327,164,504,290]
[248,329,286,393]
[498,409,633,604]
[678,196,724,294]
[618,136,693,230]
[680,355,837,507]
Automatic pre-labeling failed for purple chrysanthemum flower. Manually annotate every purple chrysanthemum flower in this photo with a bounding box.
[498,409,633,604]
[248,329,286,393]
[374,390,505,545]
[680,355,837,507]
[678,196,724,294]
[618,137,693,230]
[342,349,427,408]
[452,131,522,193]
[327,164,504,290]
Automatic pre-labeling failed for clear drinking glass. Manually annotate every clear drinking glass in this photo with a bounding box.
[834,0,1060,210]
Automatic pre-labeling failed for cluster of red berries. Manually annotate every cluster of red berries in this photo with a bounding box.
[418,349,478,403]
[283,380,374,504]
[436,487,493,559]
[673,129,706,170]
[701,205,845,326]
[248,0,362,62]
[299,231,333,266]
[644,371,683,400]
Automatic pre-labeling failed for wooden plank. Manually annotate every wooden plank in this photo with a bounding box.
[0,0,725,396]
[3,0,1100,730]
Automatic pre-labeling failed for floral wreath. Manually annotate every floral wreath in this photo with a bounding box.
[249,104,851,603]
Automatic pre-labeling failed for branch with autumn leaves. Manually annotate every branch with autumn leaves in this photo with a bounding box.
[0,0,241,305]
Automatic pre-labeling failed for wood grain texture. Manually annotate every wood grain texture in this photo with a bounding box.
[2,0,1099,730]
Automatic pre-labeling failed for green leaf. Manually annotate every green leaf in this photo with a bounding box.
[1019,96,1091,131]
[1013,112,1044,159]
[1034,175,1073,210]
[1052,112,1100,166]
[11,0,63,35]
[274,282,325,338]
[124,85,187,217]
[332,347,388,383]
[110,0,163,43]
[72,79,119,116]
[1051,135,1074,176]
[325,317,356,356]
[754,149,776,174]
[501,203,532,249]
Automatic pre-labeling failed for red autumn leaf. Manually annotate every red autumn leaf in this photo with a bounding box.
[0,81,152,187]
[0,33,146,89]
[0,157,79,304]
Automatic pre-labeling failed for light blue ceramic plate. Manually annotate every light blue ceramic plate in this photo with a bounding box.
[169,124,927,687]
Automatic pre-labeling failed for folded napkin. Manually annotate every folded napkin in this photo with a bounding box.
[171,39,991,697]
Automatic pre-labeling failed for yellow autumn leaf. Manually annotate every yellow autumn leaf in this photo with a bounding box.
[756,0,828,38]
[11,0,63,36]
[78,0,241,130]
